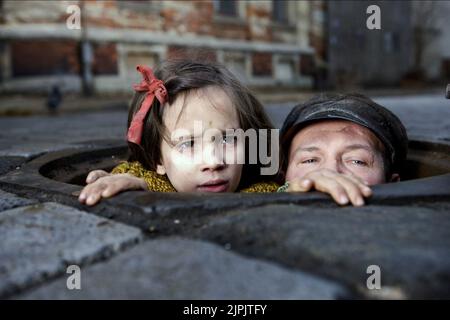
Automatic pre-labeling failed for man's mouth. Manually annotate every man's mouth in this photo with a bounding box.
[197,179,229,192]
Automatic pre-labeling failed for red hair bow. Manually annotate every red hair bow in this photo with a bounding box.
[127,65,168,146]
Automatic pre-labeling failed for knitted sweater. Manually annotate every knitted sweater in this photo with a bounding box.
[111,161,280,193]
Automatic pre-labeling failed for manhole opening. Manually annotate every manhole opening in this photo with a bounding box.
[39,140,450,187]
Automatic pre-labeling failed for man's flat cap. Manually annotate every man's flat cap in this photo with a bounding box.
[280,93,408,171]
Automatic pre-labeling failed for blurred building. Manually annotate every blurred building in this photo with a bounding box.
[326,0,413,88]
[414,0,450,82]
[324,0,450,88]
[0,0,325,94]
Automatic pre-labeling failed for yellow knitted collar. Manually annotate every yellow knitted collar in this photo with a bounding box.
[111,161,279,193]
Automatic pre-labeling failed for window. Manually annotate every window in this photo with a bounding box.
[11,40,80,77]
[92,43,118,75]
[213,0,237,17]
[275,57,296,81]
[442,59,450,80]
[272,0,288,24]
[392,33,400,51]
[252,52,272,77]
[384,32,399,53]
[355,31,366,50]
[223,52,247,82]
[299,54,315,76]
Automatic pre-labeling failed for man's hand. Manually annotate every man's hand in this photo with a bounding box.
[78,170,147,206]
[286,169,373,206]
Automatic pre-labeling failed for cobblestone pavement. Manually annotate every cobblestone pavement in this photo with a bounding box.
[0,93,449,299]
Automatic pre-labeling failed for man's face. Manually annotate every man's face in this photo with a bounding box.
[156,86,243,192]
[285,120,389,185]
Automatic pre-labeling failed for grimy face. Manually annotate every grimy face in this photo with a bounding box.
[156,86,243,192]
[285,120,392,186]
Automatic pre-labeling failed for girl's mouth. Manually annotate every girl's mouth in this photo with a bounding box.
[197,179,229,192]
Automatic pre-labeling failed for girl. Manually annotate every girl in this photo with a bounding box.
[79,60,279,206]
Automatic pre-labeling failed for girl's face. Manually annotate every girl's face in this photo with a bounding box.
[156,86,243,192]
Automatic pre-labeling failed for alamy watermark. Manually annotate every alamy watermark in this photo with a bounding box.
[66,264,81,290]
[366,264,381,290]
[66,4,81,30]
[170,121,279,176]
[366,4,381,30]
[66,3,381,31]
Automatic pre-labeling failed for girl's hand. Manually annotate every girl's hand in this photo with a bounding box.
[85,169,110,184]
[78,170,148,206]
[286,169,372,207]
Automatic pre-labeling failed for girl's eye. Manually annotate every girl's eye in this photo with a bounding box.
[178,140,194,151]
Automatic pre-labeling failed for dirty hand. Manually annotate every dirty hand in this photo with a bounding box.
[286,169,373,206]
[78,170,147,206]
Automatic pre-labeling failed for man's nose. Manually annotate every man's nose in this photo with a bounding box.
[322,158,344,174]
[200,143,225,172]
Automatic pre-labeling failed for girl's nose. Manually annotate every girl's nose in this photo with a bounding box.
[200,143,226,172]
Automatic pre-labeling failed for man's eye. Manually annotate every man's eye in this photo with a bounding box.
[350,159,367,166]
[301,158,318,164]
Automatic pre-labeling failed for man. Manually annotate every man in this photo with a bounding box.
[278,93,408,206]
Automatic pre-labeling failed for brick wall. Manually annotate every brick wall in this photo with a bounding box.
[167,45,217,62]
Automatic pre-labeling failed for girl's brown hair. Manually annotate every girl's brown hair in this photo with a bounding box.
[127,59,275,189]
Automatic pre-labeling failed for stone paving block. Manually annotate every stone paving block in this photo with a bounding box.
[0,189,36,212]
[188,204,450,299]
[0,202,142,298]
[19,237,348,299]
[0,156,27,176]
